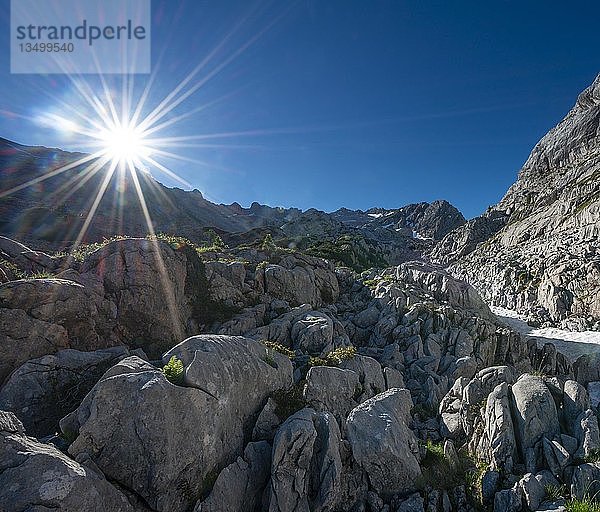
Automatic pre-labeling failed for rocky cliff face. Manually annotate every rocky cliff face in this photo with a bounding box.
[432,74,600,330]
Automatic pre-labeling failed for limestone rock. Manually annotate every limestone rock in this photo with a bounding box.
[562,380,591,433]
[291,311,334,354]
[511,374,560,457]
[269,408,342,512]
[0,346,129,437]
[340,355,386,402]
[79,238,207,357]
[570,463,600,501]
[194,441,272,512]
[252,397,281,442]
[66,335,292,512]
[481,382,517,473]
[259,254,339,308]
[442,74,600,327]
[574,409,600,459]
[303,366,360,425]
[346,389,421,496]
[0,411,136,512]
[518,473,545,511]
[0,278,105,381]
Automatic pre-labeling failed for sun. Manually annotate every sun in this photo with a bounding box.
[98,120,150,164]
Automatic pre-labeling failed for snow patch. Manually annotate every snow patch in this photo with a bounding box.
[412,231,432,240]
[492,306,600,362]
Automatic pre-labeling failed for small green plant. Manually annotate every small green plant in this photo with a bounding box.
[255,260,269,273]
[423,440,445,462]
[152,233,195,249]
[363,278,380,289]
[162,355,185,385]
[546,483,568,501]
[203,229,227,251]
[29,271,55,279]
[261,233,277,251]
[583,449,600,463]
[263,341,295,359]
[417,440,471,492]
[463,457,489,509]
[60,235,130,262]
[566,497,600,512]
[531,368,548,377]
[0,259,26,279]
[308,346,357,367]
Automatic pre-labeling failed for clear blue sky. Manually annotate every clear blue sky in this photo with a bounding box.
[0,0,598,219]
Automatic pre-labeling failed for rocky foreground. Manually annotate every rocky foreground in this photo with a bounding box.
[0,233,599,512]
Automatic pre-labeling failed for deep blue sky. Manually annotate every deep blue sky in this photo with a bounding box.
[0,0,599,219]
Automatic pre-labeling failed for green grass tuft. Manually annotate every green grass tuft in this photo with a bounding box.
[566,497,600,512]
[263,341,295,359]
[162,355,185,385]
[546,484,568,501]
[308,346,357,367]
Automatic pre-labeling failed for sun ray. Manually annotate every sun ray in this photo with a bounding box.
[50,155,112,205]
[127,158,183,341]
[137,154,192,187]
[139,88,245,138]
[0,151,106,199]
[67,158,119,258]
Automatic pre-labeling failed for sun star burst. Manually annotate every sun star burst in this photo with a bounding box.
[98,120,150,164]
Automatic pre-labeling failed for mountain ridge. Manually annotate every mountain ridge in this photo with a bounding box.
[0,136,465,270]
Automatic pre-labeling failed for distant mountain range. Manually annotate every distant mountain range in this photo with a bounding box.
[0,136,465,269]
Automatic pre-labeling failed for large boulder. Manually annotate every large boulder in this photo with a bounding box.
[395,261,493,318]
[0,411,136,512]
[204,260,247,307]
[574,409,600,459]
[291,311,334,354]
[269,408,342,512]
[511,374,560,457]
[563,380,591,433]
[0,278,108,382]
[458,366,517,438]
[346,388,421,496]
[194,441,271,512]
[258,254,339,308]
[574,353,600,386]
[78,238,208,357]
[303,366,360,425]
[0,238,213,380]
[65,336,293,512]
[479,382,517,473]
[340,355,386,402]
[570,463,600,500]
[0,346,130,437]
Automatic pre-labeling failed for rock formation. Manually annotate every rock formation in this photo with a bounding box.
[0,74,600,511]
